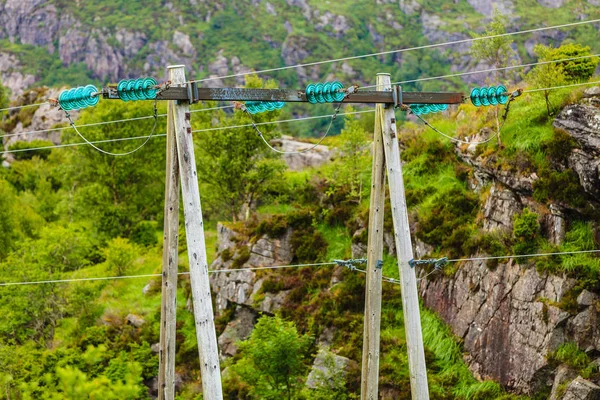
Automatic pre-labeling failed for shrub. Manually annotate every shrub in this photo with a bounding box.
[512,208,539,255]
[291,228,328,263]
[8,140,53,160]
[131,220,158,247]
[551,342,596,378]
[103,237,138,276]
[416,188,478,256]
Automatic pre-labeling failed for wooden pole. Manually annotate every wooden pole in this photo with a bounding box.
[158,100,180,400]
[379,75,430,399]
[168,64,223,400]
[361,73,387,400]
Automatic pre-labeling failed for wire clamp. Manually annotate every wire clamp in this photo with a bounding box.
[408,257,448,269]
[376,259,383,269]
[334,258,367,271]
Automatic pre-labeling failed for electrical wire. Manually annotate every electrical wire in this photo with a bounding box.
[64,102,158,156]
[2,109,375,155]
[1,105,233,140]
[245,101,346,154]
[188,18,600,84]
[525,80,600,93]
[0,102,49,113]
[360,53,600,89]
[447,249,600,263]
[0,261,339,287]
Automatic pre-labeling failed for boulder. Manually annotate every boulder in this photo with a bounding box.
[549,365,578,400]
[125,314,146,328]
[270,136,332,171]
[561,376,600,400]
[218,306,257,359]
[306,349,352,389]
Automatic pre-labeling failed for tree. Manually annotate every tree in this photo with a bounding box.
[527,44,568,116]
[59,100,167,239]
[103,237,138,276]
[230,315,312,400]
[194,75,287,221]
[543,43,599,82]
[470,7,516,82]
[327,110,370,204]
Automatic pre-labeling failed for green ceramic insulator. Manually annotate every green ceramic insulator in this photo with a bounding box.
[470,87,482,107]
[330,81,345,102]
[306,84,317,104]
[480,87,490,106]
[314,82,326,103]
[143,77,158,99]
[322,82,334,103]
[496,85,508,105]
[264,102,277,111]
[134,78,146,100]
[83,85,99,107]
[118,80,130,101]
[487,86,498,106]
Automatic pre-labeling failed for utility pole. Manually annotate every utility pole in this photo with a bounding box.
[158,99,180,400]
[379,75,430,399]
[361,74,387,400]
[99,74,464,399]
[168,65,223,400]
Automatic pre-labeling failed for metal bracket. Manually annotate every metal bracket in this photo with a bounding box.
[392,85,403,109]
[187,81,200,104]
[375,260,383,269]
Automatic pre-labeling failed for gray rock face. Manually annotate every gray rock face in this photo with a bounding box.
[0,53,37,99]
[554,104,600,201]
[537,0,565,7]
[555,105,600,156]
[549,365,577,400]
[421,259,583,393]
[568,150,600,198]
[0,0,59,52]
[466,0,514,16]
[544,204,566,245]
[218,306,257,359]
[306,349,352,389]
[483,184,522,232]
[561,376,600,400]
[270,136,332,171]
[2,87,78,154]
[210,225,294,312]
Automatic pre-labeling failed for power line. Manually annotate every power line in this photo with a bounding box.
[2,248,598,287]
[0,102,49,113]
[1,105,233,140]
[447,248,600,263]
[526,80,600,93]
[360,53,600,89]
[2,109,375,155]
[191,109,374,134]
[188,18,600,84]
[0,261,339,287]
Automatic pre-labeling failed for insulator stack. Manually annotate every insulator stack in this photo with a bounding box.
[245,101,285,114]
[58,85,100,111]
[117,77,158,101]
[410,103,448,115]
[305,81,345,104]
[470,85,509,107]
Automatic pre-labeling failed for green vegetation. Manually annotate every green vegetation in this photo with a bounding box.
[550,342,598,379]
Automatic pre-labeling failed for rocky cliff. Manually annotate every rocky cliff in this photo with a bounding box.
[1,0,595,100]
[418,88,600,397]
